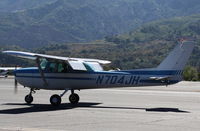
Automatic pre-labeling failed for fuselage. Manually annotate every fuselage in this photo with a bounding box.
[15,67,182,90]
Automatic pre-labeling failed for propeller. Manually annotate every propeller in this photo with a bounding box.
[14,66,18,94]
[14,77,18,94]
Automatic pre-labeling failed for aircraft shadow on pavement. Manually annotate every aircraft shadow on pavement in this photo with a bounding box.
[0,102,101,114]
[0,102,190,114]
[87,105,190,113]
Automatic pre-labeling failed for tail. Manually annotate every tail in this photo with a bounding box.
[156,40,194,71]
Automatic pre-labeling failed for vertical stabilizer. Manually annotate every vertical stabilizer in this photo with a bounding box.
[157,40,194,70]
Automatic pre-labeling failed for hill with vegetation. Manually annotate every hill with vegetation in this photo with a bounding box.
[1,0,200,48]
[33,14,200,80]
[33,15,200,69]
[0,0,56,12]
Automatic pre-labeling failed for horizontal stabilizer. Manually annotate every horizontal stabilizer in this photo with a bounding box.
[149,76,171,81]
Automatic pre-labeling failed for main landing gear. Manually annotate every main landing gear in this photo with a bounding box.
[50,89,79,106]
[24,89,80,106]
[69,90,79,104]
[50,94,61,106]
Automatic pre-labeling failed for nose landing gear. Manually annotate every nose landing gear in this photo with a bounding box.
[24,89,35,104]
[25,94,33,104]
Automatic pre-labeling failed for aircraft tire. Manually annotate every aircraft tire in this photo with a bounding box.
[69,93,79,104]
[50,94,61,106]
[25,95,33,104]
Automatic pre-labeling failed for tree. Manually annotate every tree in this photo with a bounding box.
[182,66,199,81]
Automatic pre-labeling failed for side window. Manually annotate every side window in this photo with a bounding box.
[48,62,57,73]
[47,61,73,73]
[58,63,64,73]
[57,62,72,73]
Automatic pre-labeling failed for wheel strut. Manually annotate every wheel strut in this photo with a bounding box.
[60,89,69,97]
[71,89,74,94]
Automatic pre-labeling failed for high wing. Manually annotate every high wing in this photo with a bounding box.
[3,50,111,71]
[0,67,19,70]
[3,51,111,64]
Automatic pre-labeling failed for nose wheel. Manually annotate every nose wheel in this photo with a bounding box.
[24,89,35,104]
[25,94,33,104]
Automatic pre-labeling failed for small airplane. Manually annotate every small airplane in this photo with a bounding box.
[3,40,194,106]
[0,67,20,77]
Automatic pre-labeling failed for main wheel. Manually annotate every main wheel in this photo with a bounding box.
[25,95,33,104]
[50,94,61,106]
[69,93,79,104]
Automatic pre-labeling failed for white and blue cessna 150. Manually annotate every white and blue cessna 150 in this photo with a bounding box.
[3,40,194,106]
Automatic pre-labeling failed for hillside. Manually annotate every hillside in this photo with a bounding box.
[33,14,200,71]
[1,0,200,48]
[0,0,56,12]
[0,14,199,80]
[105,15,200,69]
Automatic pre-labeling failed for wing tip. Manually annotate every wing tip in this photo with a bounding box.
[2,50,13,53]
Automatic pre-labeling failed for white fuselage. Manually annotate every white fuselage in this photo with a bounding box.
[15,68,181,90]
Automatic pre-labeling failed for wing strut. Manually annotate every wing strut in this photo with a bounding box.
[36,57,48,86]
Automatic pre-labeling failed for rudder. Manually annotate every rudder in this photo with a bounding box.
[156,40,194,70]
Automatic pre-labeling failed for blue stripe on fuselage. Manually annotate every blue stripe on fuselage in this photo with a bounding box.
[15,67,181,76]
[15,75,95,80]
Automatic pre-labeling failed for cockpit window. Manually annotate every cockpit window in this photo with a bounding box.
[49,62,57,73]
[58,63,64,72]
[46,61,72,73]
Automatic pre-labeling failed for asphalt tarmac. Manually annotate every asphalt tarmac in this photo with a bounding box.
[0,78,200,131]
